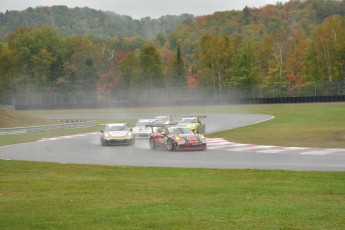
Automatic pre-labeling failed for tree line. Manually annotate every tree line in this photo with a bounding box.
[0,5,194,40]
[0,0,344,99]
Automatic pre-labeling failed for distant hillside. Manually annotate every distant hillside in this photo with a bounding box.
[0,5,195,39]
[0,0,344,97]
[169,0,345,54]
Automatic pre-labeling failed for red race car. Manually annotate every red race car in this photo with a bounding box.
[148,125,207,151]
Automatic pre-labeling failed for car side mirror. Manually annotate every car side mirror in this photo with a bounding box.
[129,128,133,131]
[100,130,104,133]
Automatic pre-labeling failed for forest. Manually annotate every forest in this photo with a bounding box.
[0,0,344,100]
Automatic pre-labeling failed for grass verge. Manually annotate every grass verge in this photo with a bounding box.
[206,103,345,148]
[1,160,344,229]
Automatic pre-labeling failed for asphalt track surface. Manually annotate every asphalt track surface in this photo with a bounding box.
[1,113,344,171]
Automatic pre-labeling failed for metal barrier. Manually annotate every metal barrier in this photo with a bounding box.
[0,120,96,135]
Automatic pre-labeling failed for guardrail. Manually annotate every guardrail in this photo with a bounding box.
[0,120,96,135]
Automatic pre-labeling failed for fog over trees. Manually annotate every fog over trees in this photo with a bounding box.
[0,0,344,99]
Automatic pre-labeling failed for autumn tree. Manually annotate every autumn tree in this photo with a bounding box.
[306,15,345,82]
[285,31,308,93]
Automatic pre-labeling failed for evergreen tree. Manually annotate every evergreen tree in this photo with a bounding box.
[169,44,187,86]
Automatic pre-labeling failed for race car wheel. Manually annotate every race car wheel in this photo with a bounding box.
[167,139,174,151]
[149,137,156,149]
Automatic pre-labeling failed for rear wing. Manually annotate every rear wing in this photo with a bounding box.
[144,124,166,133]
[181,115,207,121]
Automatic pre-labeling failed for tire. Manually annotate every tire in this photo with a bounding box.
[167,139,174,151]
[149,137,156,149]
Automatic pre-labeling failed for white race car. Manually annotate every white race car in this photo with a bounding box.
[154,115,178,125]
[100,123,135,146]
[132,119,156,138]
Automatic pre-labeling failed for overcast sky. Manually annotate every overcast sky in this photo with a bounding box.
[1,0,286,19]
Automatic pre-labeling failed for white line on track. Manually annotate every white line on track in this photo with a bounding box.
[35,134,345,156]
[207,138,345,156]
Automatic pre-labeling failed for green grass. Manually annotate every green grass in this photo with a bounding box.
[1,160,344,229]
[207,103,345,148]
[0,107,58,128]
[1,104,345,229]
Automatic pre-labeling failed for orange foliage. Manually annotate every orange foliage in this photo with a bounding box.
[97,69,119,92]
[123,36,138,42]
[115,51,129,62]
[286,72,305,96]
[187,74,198,89]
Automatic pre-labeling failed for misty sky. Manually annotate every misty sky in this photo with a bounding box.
[1,0,286,19]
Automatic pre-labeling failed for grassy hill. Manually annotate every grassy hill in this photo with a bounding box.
[0,107,57,128]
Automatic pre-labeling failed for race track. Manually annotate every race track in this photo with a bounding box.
[1,113,344,171]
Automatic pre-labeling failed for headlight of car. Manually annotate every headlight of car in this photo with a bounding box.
[104,133,110,138]
[127,132,133,138]
[174,136,181,141]
[200,135,205,140]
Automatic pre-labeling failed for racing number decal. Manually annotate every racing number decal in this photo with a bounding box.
[187,136,198,144]
[158,136,166,144]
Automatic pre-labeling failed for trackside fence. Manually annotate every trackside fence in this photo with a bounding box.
[1,81,344,108]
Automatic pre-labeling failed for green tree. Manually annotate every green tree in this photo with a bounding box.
[7,26,63,92]
[242,6,251,26]
[257,35,274,84]
[166,44,187,86]
[0,43,15,96]
[139,43,164,88]
[119,51,140,89]
[63,35,104,91]
[231,41,259,86]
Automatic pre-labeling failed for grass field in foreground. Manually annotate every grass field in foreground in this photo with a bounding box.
[1,160,344,229]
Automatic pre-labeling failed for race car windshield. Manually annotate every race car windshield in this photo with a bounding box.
[155,116,169,122]
[180,118,197,123]
[106,126,127,131]
[168,127,194,134]
[136,121,154,126]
